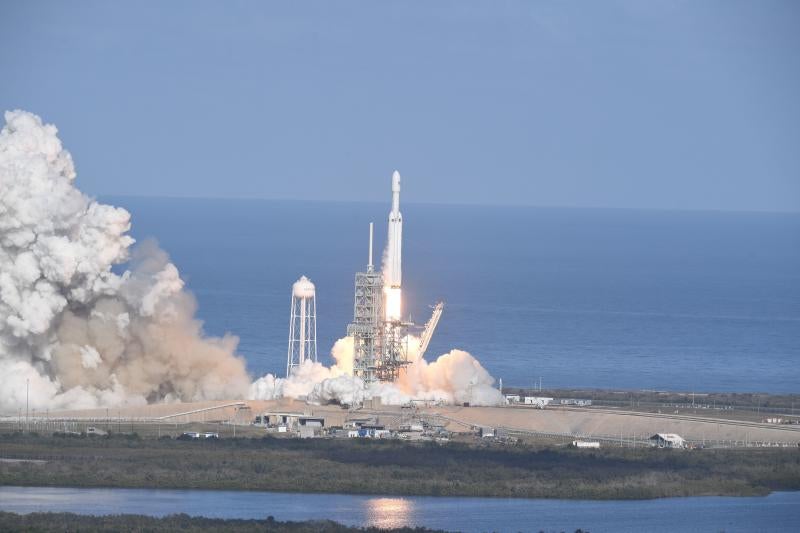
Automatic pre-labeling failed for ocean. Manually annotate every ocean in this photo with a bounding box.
[108,196,800,394]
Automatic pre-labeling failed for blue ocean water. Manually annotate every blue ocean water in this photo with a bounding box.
[108,197,800,393]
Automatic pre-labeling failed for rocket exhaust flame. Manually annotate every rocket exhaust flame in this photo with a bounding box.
[385,287,402,321]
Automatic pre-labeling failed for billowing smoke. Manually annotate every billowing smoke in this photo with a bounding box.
[0,110,251,413]
[250,334,504,406]
[0,110,502,413]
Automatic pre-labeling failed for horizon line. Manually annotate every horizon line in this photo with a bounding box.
[97,192,800,216]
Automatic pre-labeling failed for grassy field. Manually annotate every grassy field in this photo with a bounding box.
[0,512,447,532]
[2,433,799,499]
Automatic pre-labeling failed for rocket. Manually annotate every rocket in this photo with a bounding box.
[386,170,403,288]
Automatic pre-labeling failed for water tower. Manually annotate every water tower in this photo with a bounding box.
[286,276,317,377]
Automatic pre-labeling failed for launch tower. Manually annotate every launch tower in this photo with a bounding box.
[348,223,385,383]
[348,172,412,383]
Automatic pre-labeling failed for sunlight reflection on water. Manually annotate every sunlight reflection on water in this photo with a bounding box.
[364,497,414,529]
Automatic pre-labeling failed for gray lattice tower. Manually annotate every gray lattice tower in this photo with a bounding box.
[376,320,410,382]
[348,223,384,383]
[348,270,384,383]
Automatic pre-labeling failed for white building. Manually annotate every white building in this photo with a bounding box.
[572,440,600,449]
[524,396,553,408]
[649,433,686,449]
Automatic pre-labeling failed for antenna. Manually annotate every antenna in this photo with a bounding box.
[368,222,374,272]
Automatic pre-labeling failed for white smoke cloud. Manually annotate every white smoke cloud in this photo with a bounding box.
[250,334,504,407]
[1,110,502,414]
[0,110,251,413]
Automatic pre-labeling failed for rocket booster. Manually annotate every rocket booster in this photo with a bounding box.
[386,170,402,288]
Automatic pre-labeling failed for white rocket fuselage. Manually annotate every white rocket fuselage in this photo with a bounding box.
[386,171,402,288]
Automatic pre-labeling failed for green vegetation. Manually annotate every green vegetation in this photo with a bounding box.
[1,433,799,499]
[0,512,446,532]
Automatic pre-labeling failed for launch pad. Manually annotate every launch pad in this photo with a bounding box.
[347,266,412,383]
[347,171,421,383]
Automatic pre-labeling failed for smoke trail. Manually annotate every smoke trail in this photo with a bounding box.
[0,110,251,412]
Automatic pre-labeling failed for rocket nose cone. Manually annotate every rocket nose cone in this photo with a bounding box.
[392,170,401,192]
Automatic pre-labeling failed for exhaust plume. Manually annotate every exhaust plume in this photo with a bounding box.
[0,110,251,412]
[1,110,502,413]
[251,334,504,406]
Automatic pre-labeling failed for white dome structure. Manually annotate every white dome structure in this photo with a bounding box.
[292,276,316,299]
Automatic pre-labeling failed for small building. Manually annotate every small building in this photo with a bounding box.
[180,431,219,439]
[260,411,326,432]
[505,394,521,404]
[298,426,316,439]
[345,417,377,429]
[524,397,553,408]
[373,429,391,439]
[260,411,305,428]
[649,433,686,449]
[555,398,593,407]
[298,417,325,428]
[356,426,390,439]
[572,440,600,449]
[479,427,495,438]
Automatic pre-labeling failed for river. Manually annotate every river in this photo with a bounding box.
[1,486,798,532]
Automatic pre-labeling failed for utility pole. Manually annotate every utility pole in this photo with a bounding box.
[26,378,29,432]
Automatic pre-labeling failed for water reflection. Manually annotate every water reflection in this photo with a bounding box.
[364,497,414,529]
[1,486,799,533]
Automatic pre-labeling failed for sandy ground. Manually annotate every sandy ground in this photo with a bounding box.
[425,405,800,444]
[9,399,799,445]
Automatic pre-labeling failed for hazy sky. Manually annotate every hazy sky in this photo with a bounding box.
[2,1,799,211]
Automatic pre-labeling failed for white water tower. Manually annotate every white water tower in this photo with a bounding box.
[287,276,317,377]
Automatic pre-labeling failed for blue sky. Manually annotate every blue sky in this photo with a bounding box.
[2,1,799,211]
